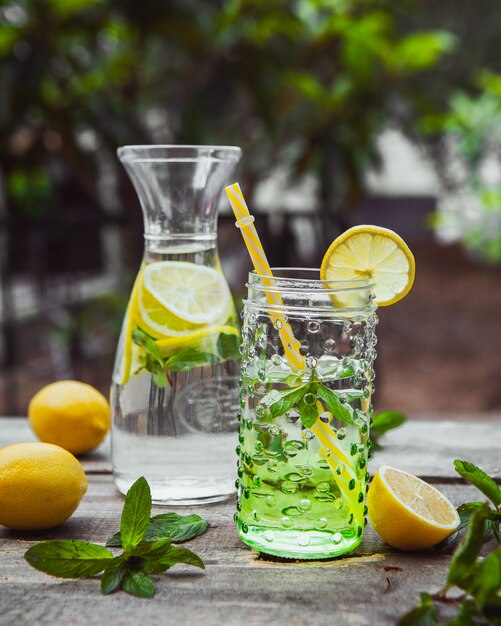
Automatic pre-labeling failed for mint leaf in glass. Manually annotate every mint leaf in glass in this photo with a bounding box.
[24,540,113,578]
[314,382,356,427]
[454,460,501,508]
[166,348,219,372]
[120,476,152,552]
[261,384,308,418]
[217,332,241,360]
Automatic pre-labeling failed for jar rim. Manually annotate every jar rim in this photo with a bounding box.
[117,144,242,163]
[248,267,374,292]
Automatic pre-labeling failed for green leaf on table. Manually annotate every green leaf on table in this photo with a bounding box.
[121,570,155,598]
[217,331,241,360]
[314,382,356,427]
[143,545,205,574]
[106,513,208,547]
[397,592,437,626]
[147,513,208,543]
[166,348,219,372]
[24,540,112,578]
[261,384,308,418]
[120,477,152,552]
[101,556,127,595]
[371,411,407,438]
[298,394,318,428]
[435,502,494,553]
[454,460,501,507]
[447,506,491,589]
[128,538,173,561]
[466,547,501,609]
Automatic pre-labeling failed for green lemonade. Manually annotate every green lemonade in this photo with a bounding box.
[236,348,373,559]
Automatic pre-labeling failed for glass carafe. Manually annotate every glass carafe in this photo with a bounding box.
[111,145,242,504]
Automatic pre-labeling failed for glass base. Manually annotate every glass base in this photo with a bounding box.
[114,473,235,506]
[238,524,363,560]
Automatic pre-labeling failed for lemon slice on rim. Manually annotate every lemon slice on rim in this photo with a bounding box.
[137,261,232,338]
[367,465,460,550]
[320,225,415,306]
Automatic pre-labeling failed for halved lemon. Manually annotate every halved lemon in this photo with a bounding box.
[320,225,415,306]
[142,261,231,324]
[368,465,460,550]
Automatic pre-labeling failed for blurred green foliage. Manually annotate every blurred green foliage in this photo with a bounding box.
[0,0,457,229]
[1,0,500,249]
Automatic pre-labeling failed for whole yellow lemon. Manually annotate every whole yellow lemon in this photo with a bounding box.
[0,442,87,530]
[28,380,110,455]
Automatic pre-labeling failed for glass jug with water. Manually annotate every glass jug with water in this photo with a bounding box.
[111,145,242,504]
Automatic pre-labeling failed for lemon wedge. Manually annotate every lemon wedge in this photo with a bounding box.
[368,465,460,550]
[320,225,415,306]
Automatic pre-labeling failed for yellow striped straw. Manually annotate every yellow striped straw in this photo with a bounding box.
[225,182,364,528]
[225,182,305,371]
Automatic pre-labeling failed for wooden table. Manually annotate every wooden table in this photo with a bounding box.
[1,417,500,626]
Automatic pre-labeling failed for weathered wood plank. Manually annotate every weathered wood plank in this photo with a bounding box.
[372,419,501,480]
[0,476,490,626]
[1,417,500,480]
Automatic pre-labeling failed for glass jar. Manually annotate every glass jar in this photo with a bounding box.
[235,268,378,559]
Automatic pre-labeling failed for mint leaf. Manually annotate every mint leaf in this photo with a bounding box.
[298,395,318,428]
[397,592,437,626]
[466,547,501,609]
[144,545,205,574]
[447,506,491,588]
[106,513,208,547]
[132,329,164,362]
[166,348,219,372]
[147,513,208,543]
[24,540,112,578]
[261,384,308,418]
[120,477,152,551]
[314,382,356,427]
[454,460,501,508]
[133,329,169,387]
[371,411,407,438]
[128,538,173,560]
[217,331,240,360]
[122,570,155,598]
[101,556,127,595]
[145,355,169,388]
[442,600,477,625]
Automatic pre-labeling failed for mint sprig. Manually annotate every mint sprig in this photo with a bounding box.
[131,327,240,388]
[24,477,205,598]
[260,380,359,429]
[398,460,501,625]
